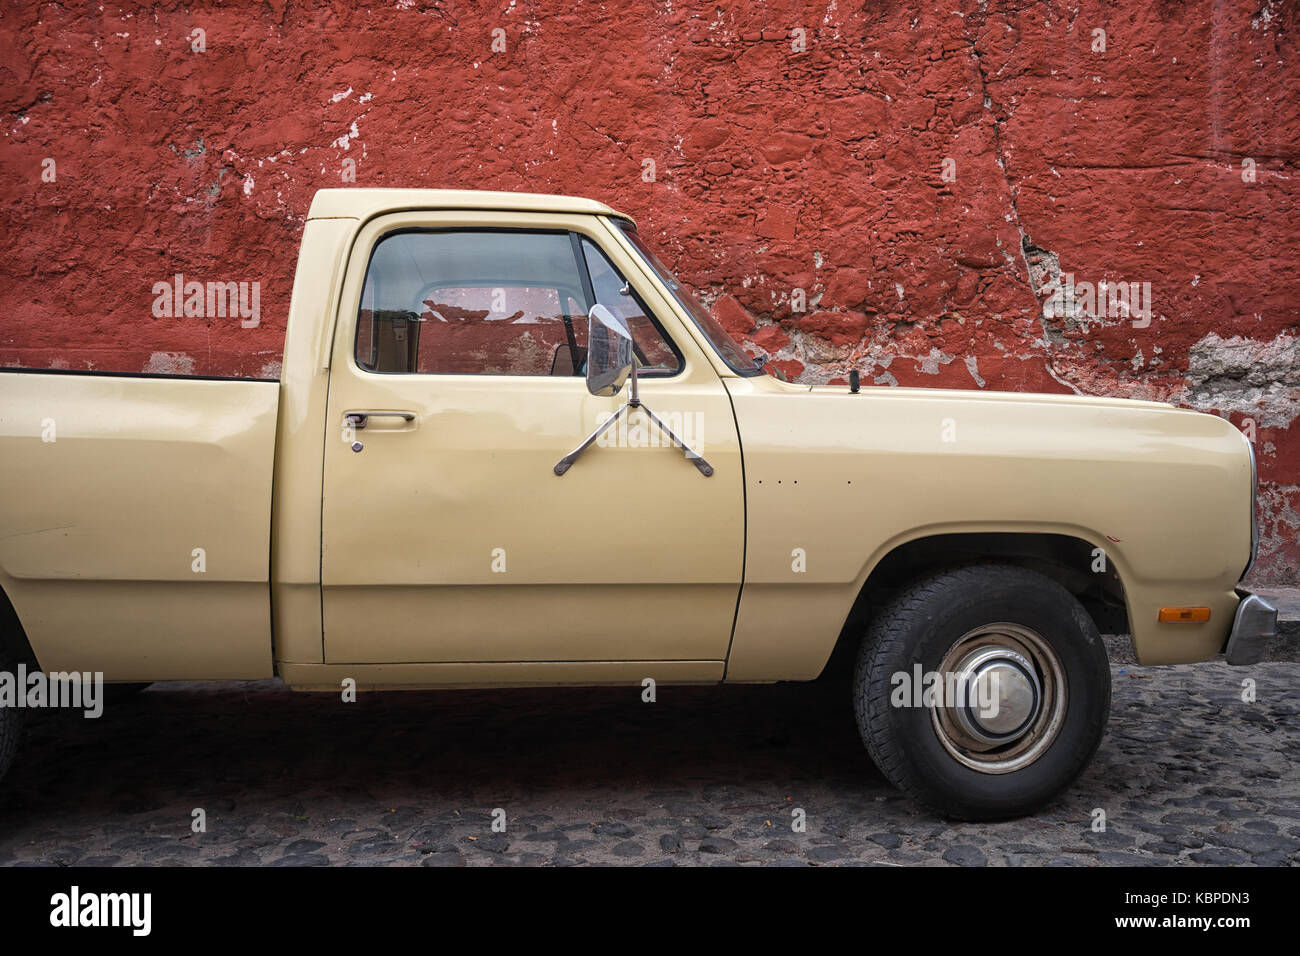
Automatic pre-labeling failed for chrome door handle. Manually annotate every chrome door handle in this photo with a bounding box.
[345,411,416,429]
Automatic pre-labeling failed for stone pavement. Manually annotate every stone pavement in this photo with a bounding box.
[0,644,1295,867]
[1253,586,1300,660]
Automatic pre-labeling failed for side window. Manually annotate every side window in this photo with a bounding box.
[356,229,682,376]
[356,231,590,375]
[580,239,681,374]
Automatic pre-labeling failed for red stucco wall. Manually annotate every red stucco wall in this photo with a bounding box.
[2,1,1297,580]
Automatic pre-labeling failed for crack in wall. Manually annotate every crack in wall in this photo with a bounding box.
[964,26,1081,394]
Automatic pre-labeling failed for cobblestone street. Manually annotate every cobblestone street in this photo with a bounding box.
[1,644,1296,867]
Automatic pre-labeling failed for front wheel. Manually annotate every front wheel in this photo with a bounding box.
[854,565,1111,820]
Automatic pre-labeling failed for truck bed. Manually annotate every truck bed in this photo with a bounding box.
[0,369,279,680]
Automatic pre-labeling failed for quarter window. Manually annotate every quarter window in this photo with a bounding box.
[580,239,680,373]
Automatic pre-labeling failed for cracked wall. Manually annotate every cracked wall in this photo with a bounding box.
[1,0,1297,581]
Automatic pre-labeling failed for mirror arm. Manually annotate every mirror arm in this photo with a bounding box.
[566,307,711,476]
[636,404,714,476]
[553,378,714,478]
[621,357,711,476]
[554,405,630,476]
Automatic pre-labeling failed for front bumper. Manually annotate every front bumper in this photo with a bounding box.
[1224,591,1279,665]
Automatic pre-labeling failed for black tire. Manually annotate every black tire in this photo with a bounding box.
[102,682,153,706]
[854,564,1111,820]
[0,684,20,786]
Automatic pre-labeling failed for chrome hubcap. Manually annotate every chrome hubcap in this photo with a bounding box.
[951,646,1042,743]
[931,623,1066,774]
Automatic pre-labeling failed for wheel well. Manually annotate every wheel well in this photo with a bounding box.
[821,532,1129,679]
[0,586,39,668]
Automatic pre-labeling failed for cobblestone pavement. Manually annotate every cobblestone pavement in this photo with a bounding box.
[0,645,1296,867]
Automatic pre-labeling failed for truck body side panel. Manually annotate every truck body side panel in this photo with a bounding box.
[0,372,278,679]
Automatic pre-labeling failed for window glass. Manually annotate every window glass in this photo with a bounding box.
[357,231,588,376]
[356,230,681,376]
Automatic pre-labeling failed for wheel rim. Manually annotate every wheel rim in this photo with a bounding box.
[930,622,1067,775]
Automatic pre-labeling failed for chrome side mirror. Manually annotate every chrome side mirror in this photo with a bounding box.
[557,302,712,477]
[585,304,634,397]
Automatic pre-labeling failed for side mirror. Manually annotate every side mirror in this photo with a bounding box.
[585,304,634,397]
[557,302,712,477]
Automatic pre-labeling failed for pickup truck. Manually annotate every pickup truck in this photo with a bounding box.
[0,188,1279,820]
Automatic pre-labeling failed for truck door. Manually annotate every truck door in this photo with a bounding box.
[319,210,743,668]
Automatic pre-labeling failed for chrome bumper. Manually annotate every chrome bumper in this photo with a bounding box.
[1224,592,1278,665]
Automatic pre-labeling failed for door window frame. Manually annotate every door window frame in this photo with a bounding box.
[349,224,685,380]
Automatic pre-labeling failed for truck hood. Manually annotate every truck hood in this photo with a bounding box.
[722,372,1256,591]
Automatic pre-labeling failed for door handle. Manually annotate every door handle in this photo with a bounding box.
[344,411,416,429]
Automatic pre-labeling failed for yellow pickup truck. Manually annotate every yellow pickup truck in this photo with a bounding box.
[0,188,1278,819]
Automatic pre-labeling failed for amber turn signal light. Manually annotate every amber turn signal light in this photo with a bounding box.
[1158,607,1211,623]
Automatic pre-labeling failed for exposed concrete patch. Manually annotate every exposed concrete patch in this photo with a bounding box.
[917,347,954,375]
[1181,334,1300,428]
[1252,485,1300,581]
[786,326,845,366]
[1021,239,1060,301]
[143,351,196,375]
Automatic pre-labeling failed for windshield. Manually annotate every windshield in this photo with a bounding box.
[614,221,763,376]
